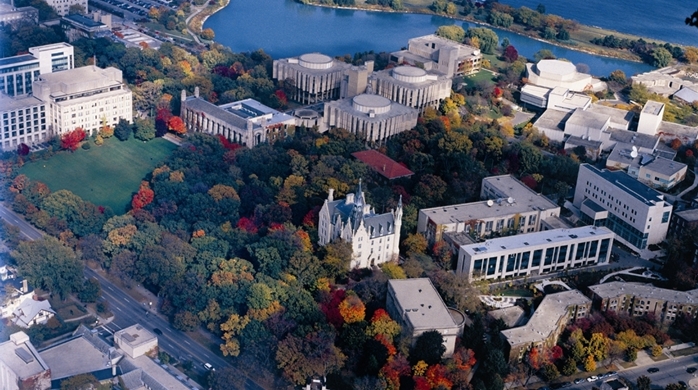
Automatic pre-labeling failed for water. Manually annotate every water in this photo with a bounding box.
[205,0,654,77]
[499,0,698,46]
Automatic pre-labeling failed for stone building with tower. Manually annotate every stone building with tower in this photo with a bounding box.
[318,182,402,269]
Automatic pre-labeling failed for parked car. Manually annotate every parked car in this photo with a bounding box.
[560,383,572,388]
[688,367,697,373]
[203,362,214,371]
[153,328,163,335]
[678,381,687,388]
[573,378,585,384]
[647,367,660,373]
[586,375,598,382]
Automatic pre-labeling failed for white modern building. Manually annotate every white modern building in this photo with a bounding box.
[457,226,614,280]
[525,60,601,92]
[418,175,560,244]
[32,65,132,137]
[318,182,402,269]
[272,53,353,105]
[323,93,418,145]
[386,278,465,357]
[0,43,73,97]
[181,89,296,146]
[391,34,482,78]
[606,145,687,191]
[368,66,452,112]
[573,164,673,252]
[0,332,51,390]
[0,93,47,151]
[46,0,87,16]
[114,324,158,359]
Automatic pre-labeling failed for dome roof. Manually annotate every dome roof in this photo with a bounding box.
[352,94,392,115]
[536,59,577,78]
[392,66,427,83]
[299,53,334,70]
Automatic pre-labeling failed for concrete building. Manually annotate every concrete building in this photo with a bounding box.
[368,66,452,111]
[114,324,158,359]
[632,66,697,97]
[520,84,591,111]
[0,332,51,390]
[418,177,560,244]
[181,90,296,146]
[323,93,418,145]
[0,43,74,97]
[487,306,526,328]
[589,282,698,325]
[318,181,402,269]
[61,13,110,42]
[533,104,634,146]
[573,164,673,252]
[39,325,123,385]
[46,0,87,16]
[0,3,38,28]
[457,226,614,280]
[670,208,698,237]
[273,53,353,105]
[386,278,465,357]
[119,354,191,390]
[501,290,591,362]
[390,34,481,78]
[637,100,665,135]
[525,60,601,92]
[606,145,687,191]
[32,65,132,137]
[0,93,47,151]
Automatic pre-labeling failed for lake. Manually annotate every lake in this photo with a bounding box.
[205,0,655,77]
[500,0,698,47]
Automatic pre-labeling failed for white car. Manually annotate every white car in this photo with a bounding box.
[586,375,598,382]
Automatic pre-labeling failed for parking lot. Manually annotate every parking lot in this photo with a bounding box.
[91,0,176,20]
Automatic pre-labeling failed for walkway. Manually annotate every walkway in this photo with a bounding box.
[184,5,205,45]
[678,167,698,200]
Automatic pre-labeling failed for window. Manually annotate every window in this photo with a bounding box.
[662,211,670,223]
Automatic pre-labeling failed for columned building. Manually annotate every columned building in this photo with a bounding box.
[180,89,296,146]
[32,65,132,137]
[272,53,353,105]
[323,93,418,145]
[369,66,452,112]
[318,182,402,269]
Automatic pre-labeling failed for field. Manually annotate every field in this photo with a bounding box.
[20,138,177,214]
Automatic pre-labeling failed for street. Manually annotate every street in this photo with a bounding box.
[0,203,265,390]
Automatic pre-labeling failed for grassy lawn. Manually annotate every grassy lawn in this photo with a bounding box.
[20,137,177,214]
[672,346,698,357]
[461,69,496,89]
[497,288,533,297]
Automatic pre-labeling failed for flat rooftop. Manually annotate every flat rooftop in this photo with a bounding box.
[482,174,553,202]
[0,93,44,111]
[588,104,635,128]
[501,290,590,346]
[0,54,38,68]
[421,194,558,226]
[582,164,666,206]
[566,108,609,130]
[461,226,614,257]
[39,336,117,380]
[115,324,156,349]
[120,355,191,390]
[0,332,49,380]
[36,66,123,94]
[534,109,571,132]
[352,150,414,180]
[589,281,698,305]
[674,208,698,222]
[63,13,105,28]
[521,84,551,99]
[487,306,525,328]
[608,129,659,151]
[642,156,687,176]
[642,100,664,116]
[388,278,460,331]
[409,34,480,57]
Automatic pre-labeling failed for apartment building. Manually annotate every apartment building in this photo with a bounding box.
[32,65,132,137]
[501,290,591,362]
[573,164,672,252]
[457,226,614,280]
[419,175,560,244]
[589,282,698,325]
[386,278,465,357]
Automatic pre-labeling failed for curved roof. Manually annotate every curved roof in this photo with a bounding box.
[536,59,576,77]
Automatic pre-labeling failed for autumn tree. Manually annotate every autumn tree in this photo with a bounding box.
[131,181,155,210]
[167,115,187,135]
[220,313,250,357]
[275,330,346,385]
[338,292,366,324]
[584,354,596,372]
[61,127,86,151]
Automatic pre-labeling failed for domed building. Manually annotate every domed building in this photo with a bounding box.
[369,65,452,112]
[323,93,418,145]
[272,53,353,105]
[525,59,594,91]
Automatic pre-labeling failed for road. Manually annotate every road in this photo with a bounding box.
[0,203,265,390]
[563,354,698,390]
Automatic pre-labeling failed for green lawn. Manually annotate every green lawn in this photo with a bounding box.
[20,138,177,214]
[461,69,496,88]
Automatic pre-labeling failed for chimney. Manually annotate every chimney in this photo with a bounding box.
[22,279,28,293]
[194,86,200,98]
[328,188,334,202]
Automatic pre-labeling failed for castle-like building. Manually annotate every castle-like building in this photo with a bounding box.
[318,182,402,269]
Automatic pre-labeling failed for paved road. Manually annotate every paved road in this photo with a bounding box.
[0,203,265,390]
[0,204,43,240]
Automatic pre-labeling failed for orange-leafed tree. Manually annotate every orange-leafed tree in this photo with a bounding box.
[131,181,155,210]
[61,128,86,151]
[426,364,453,389]
[338,293,365,324]
[167,116,187,135]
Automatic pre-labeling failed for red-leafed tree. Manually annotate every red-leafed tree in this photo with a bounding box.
[426,364,452,389]
[17,143,29,156]
[413,376,431,390]
[61,128,86,151]
[131,181,155,210]
[503,45,519,62]
[167,116,186,135]
[217,135,242,151]
[236,217,258,234]
[379,355,410,390]
[320,289,346,329]
[155,107,173,136]
[493,86,503,99]
[274,89,288,107]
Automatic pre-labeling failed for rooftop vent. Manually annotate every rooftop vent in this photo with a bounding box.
[15,348,34,364]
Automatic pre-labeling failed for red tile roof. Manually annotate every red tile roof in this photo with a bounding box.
[352,150,414,180]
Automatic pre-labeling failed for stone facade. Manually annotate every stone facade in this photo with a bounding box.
[273,53,353,105]
[369,66,452,112]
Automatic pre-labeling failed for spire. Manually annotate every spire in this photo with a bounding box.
[398,194,402,208]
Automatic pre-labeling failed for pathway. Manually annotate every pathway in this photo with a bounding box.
[185,4,206,45]
[678,167,698,200]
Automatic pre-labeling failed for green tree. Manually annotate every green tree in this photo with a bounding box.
[534,49,556,62]
[636,375,651,390]
[60,373,99,390]
[435,25,465,43]
[12,236,83,299]
[381,263,406,279]
[114,118,132,141]
[652,47,673,67]
[488,11,513,28]
[467,28,499,54]
[134,118,156,141]
[78,278,101,303]
[560,357,577,376]
[410,330,446,365]
[275,330,346,385]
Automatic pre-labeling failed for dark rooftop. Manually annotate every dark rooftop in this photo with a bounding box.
[352,150,414,180]
[63,14,104,28]
[0,54,38,67]
[583,164,664,205]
